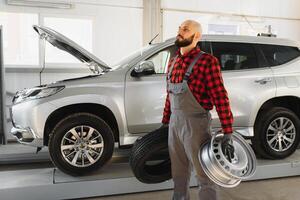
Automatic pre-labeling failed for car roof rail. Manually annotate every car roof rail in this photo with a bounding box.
[257,32,277,37]
[257,25,277,37]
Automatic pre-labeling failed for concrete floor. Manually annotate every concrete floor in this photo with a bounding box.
[83,176,300,200]
[1,143,300,200]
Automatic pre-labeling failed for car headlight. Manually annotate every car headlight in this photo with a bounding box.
[13,86,65,104]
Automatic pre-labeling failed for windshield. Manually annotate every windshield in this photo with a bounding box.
[111,44,156,70]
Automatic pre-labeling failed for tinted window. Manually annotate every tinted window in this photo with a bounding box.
[198,41,211,53]
[146,41,210,74]
[212,42,258,71]
[259,44,300,66]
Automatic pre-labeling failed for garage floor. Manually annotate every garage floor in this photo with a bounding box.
[0,144,300,200]
[84,176,300,200]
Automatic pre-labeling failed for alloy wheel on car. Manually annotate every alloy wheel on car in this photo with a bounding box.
[60,125,105,168]
[49,113,114,176]
[252,107,300,159]
[266,117,296,152]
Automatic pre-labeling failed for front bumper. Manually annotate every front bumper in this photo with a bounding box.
[11,126,43,147]
[9,99,58,147]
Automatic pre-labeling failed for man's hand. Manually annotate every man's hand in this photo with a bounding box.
[221,134,235,163]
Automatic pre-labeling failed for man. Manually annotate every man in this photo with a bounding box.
[162,20,234,200]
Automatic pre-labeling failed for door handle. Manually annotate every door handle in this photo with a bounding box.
[254,77,272,85]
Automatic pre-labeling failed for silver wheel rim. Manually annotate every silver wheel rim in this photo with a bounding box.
[199,132,257,188]
[266,117,296,152]
[60,125,104,167]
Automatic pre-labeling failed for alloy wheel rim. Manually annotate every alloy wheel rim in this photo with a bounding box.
[266,117,296,152]
[60,125,104,167]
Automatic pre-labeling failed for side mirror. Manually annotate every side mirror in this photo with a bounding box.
[88,62,101,74]
[131,60,155,77]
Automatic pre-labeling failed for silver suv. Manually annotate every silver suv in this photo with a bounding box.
[10,25,300,175]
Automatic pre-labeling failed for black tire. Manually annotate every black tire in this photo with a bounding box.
[129,126,171,184]
[252,107,300,159]
[48,113,114,176]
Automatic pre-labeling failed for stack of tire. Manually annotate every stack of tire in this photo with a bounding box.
[129,126,171,184]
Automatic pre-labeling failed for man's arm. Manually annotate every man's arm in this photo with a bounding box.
[205,56,233,134]
[161,55,176,124]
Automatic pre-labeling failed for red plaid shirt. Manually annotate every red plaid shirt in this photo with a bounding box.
[162,47,233,134]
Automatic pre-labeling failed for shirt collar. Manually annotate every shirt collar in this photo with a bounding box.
[176,46,201,58]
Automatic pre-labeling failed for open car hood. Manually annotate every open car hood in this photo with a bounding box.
[33,25,111,73]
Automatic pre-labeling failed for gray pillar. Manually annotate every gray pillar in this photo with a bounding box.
[0,26,6,144]
[143,0,163,45]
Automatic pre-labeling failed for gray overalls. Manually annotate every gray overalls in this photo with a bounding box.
[168,52,218,200]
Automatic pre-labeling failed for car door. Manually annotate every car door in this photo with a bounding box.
[210,42,276,132]
[125,42,210,134]
[124,45,176,134]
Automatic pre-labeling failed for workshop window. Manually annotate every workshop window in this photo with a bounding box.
[43,16,93,66]
[0,12,39,66]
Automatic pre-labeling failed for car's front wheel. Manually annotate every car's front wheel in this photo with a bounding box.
[48,113,114,176]
[252,107,300,159]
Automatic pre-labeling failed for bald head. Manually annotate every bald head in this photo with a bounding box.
[175,20,202,50]
[181,20,202,38]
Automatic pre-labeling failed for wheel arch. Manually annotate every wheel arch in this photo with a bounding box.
[251,97,300,159]
[254,96,300,134]
[43,103,119,146]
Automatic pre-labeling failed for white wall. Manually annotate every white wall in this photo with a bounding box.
[162,0,300,19]
[161,0,300,43]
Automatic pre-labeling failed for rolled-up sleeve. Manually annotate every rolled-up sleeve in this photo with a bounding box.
[162,92,171,124]
[204,56,233,134]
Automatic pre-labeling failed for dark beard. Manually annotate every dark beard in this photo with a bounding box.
[175,34,195,47]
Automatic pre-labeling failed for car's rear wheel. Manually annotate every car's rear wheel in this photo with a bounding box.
[48,113,114,176]
[252,107,300,159]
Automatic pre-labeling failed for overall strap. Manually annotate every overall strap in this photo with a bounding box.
[167,55,178,81]
[183,51,204,82]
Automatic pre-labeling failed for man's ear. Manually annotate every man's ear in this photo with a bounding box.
[194,32,201,42]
